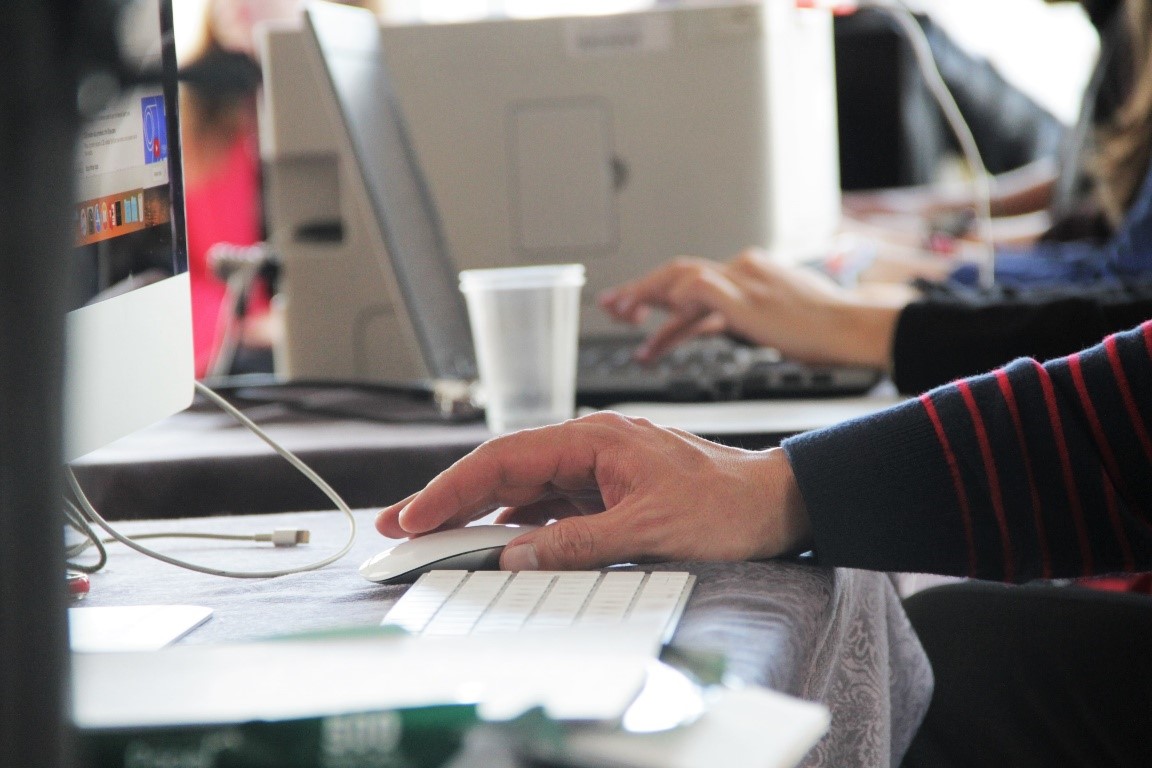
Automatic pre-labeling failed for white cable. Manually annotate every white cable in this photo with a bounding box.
[65,380,357,579]
[67,528,311,560]
[64,498,107,573]
[850,0,997,288]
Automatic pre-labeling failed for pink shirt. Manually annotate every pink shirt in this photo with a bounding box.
[183,132,268,377]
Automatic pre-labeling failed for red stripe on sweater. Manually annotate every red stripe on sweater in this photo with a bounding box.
[995,370,1051,579]
[957,381,1015,582]
[1067,353,1139,556]
[1104,335,1152,465]
[920,393,977,577]
[1032,360,1094,576]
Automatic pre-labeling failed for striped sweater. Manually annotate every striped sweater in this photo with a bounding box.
[783,321,1152,582]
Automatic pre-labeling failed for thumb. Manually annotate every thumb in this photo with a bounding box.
[500,514,625,571]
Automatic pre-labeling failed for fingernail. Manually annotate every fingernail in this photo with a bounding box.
[502,542,539,571]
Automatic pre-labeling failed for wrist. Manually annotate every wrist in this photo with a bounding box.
[829,301,901,369]
[753,447,812,558]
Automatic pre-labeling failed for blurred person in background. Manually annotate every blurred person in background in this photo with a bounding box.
[844,0,1141,288]
[600,0,1152,396]
[179,0,380,377]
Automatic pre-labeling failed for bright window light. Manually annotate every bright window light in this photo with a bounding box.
[388,0,656,23]
[503,0,653,19]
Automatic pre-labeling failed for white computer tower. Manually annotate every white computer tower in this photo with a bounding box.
[260,1,840,384]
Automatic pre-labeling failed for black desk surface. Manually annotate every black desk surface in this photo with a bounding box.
[71,394,493,520]
[70,387,900,521]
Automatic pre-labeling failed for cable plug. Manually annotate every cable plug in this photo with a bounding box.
[256,529,312,547]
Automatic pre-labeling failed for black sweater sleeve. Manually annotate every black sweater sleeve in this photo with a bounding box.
[784,321,1152,583]
[891,280,1152,394]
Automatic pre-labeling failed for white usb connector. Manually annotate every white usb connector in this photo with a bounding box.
[257,529,312,547]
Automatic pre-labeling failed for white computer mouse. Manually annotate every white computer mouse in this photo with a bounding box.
[359,524,540,584]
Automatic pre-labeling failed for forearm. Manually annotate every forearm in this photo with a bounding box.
[843,159,1057,221]
[986,158,1058,218]
[784,321,1152,582]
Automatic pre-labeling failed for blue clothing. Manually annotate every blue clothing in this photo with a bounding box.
[951,161,1152,288]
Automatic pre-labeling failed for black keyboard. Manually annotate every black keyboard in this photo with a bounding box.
[576,336,881,404]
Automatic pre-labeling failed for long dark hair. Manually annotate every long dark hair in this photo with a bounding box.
[1097,0,1152,225]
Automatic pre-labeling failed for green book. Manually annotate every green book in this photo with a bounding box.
[79,704,478,768]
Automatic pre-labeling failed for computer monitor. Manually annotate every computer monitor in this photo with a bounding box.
[259,0,840,386]
[64,0,194,461]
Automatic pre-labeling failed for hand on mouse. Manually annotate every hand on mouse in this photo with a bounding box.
[375,412,811,572]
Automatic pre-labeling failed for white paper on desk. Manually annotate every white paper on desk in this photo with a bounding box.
[583,394,905,436]
[559,686,831,768]
[69,605,213,653]
[73,628,651,729]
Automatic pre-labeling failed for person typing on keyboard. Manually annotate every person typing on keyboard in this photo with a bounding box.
[377,321,1152,768]
[589,0,1152,397]
[595,246,1152,395]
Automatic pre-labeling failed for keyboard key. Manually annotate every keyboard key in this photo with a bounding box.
[423,571,511,636]
[472,572,554,633]
[579,572,645,625]
[381,570,468,633]
[381,570,694,652]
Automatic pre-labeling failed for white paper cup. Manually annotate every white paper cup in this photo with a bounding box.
[459,264,585,433]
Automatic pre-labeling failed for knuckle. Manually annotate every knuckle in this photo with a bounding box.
[581,410,621,425]
[472,437,504,463]
[545,517,598,564]
[577,410,622,431]
[731,248,769,273]
[584,410,652,433]
[471,438,514,483]
[590,410,628,426]
[669,257,710,280]
[733,248,759,266]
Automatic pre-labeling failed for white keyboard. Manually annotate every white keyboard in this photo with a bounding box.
[382,570,694,647]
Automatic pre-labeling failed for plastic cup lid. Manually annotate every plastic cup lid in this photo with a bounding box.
[459,264,586,291]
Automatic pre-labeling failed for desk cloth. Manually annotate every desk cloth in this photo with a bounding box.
[78,509,932,768]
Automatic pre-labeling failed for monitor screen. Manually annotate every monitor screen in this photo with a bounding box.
[64,0,194,461]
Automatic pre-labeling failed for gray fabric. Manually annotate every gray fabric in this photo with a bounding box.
[645,562,933,767]
[75,509,931,767]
